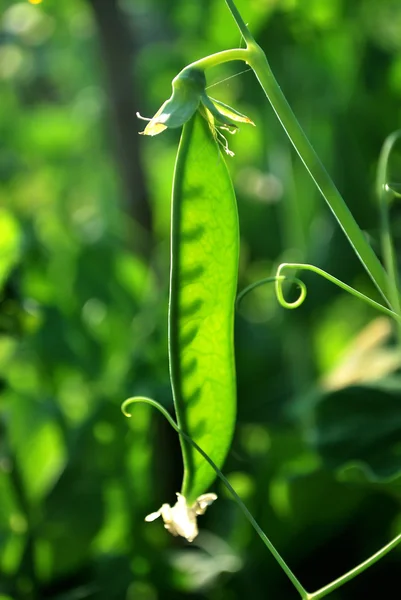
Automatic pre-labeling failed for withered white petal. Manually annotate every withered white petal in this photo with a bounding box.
[144,509,162,522]
[194,493,218,515]
[144,492,218,542]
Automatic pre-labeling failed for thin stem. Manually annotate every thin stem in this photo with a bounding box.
[137,2,401,596]
[183,48,249,72]
[247,49,392,307]
[185,2,393,308]
[224,0,255,46]
[307,532,401,599]
[379,199,399,311]
[376,130,401,341]
[122,397,308,599]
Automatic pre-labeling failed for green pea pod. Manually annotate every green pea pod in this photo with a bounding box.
[170,112,239,504]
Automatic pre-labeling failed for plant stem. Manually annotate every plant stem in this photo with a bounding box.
[167,3,401,596]
[122,397,308,599]
[379,198,399,312]
[306,532,401,599]
[376,131,401,340]
[248,49,391,306]
[224,0,254,45]
[184,48,249,72]
[219,0,393,307]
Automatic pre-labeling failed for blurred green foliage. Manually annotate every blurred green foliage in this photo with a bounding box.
[1,0,401,598]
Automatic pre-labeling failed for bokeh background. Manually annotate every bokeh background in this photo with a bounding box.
[2,0,401,598]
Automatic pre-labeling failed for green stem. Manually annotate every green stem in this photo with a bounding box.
[218,1,392,307]
[224,0,254,45]
[217,11,401,598]
[184,48,249,72]
[183,23,393,309]
[376,131,401,339]
[145,2,401,596]
[307,532,401,599]
[248,49,391,306]
[122,397,308,599]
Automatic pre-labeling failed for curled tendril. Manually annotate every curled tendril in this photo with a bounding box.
[275,268,307,309]
[236,274,307,310]
[237,262,401,323]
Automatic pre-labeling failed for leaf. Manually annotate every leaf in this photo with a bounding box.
[40,411,106,578]
[7,395,66,503]
[314,378,401,479]
[0,209,20,291]
[169,112,239,503]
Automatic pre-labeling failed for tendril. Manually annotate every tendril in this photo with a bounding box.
[237,262,401,323]
[275,270,307,309]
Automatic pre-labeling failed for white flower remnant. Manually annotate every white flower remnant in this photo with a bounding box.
[145,492,218,542]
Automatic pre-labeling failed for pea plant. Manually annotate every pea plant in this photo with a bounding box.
[122,0,401,597]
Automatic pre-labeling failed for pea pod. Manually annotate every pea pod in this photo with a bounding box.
[169,112,239,504]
